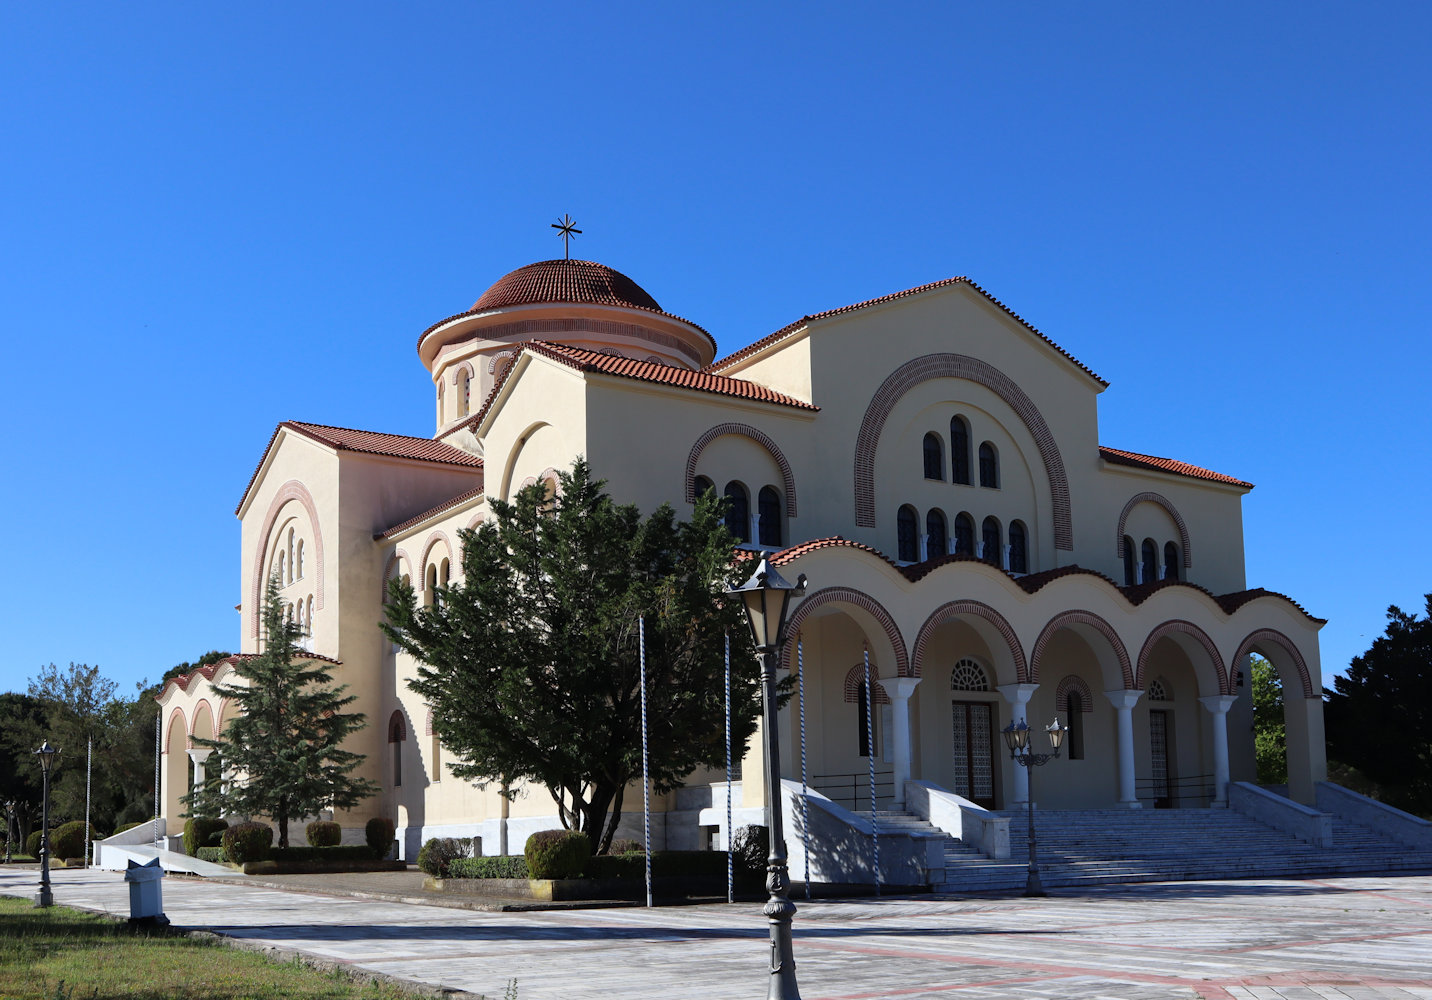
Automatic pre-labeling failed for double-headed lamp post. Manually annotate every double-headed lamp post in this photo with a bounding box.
[1002,718,1064,898]
[34,741,60,908]
[731,557,807,1000]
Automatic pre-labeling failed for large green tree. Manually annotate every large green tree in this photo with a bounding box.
[1324,596,1432,818]
[0,692,49,843]
[383,458,763,854]
[1250,655,1287,785]
[187,578,378,847]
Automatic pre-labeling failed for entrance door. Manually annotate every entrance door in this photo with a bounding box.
[1149,709,1172,808]
[951,701,996,807]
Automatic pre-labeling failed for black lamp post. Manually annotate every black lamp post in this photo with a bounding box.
[33,741,60,907]
[4,799,14,864]
[731,557,807,1000]
[1002,717,1064,898]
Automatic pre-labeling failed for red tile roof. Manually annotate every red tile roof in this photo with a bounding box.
[1099,447,1253,489]
[237,421,483,515]
[706,276,1106,385]
[1215,588,1324,622]
[156,651,343,702]
[377,486,487,540]
[772,536,902,571]
[475,259,662,313]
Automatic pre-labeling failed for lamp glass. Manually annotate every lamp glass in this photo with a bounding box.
[1046,718,1066,751]
[1002,720,1029,751]
[34,742,59,775]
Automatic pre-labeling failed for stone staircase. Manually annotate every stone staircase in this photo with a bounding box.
[863,806,1432,894]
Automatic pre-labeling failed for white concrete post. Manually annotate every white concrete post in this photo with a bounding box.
[918,534,929,563]
[1104,690,1143,808]
[187,748,212,790]
[997,683,1039,808]
[1199,695,1238,806]
[885,677,922,809]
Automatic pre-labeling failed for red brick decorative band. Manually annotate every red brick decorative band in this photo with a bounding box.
[418,531,456,592]
[1030,610,1134,688]
[1116,492,1193,568]
[449,360,475,386]
[1055,674,1095,712]
[487,350,518,375]
[684,422,798,517]
[782,587,909,677]
[911,600,1028,683]
[249,480,325,639]
[843,664,891,704]
[1233,628,1315,699]
[853,354,1072,549]
[1136,619,1227,694]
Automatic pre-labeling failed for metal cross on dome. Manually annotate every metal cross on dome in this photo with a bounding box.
[551,214,582,259]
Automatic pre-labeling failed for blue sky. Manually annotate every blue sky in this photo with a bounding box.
[2,3,1428,696]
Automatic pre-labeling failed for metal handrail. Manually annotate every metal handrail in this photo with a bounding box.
[1136,772,1215,808]
[811,770,894,812]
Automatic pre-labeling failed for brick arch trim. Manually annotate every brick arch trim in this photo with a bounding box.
[843,664,890,703]
[189,698,216,741]
[488,350,518,375]
[1137,619,1228,694]
[163,707,188,753]
[684,423,798,517]
[425,708,434,737]
[249,480,325,638]
[1233,628,1315,699]
[449,360,475,386]
[911,600,1028,682]
[853,354,1072,548]
[1116,492,1193,569]
[419,531,455,591]
[1055,674,1095,712]
[388,710,408,742]
[1031,610,1134,688]
[782,587,909,677]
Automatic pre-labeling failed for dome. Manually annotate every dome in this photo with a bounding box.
[473,259,662,313]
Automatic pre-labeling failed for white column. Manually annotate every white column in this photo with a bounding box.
[1104,690,1143,808]
[997,683,1038,808]
[1199,695,1238,806]
[187,748,213,791]
[918,534,929,562]
[748,512,761,546]
[886,677,922,809]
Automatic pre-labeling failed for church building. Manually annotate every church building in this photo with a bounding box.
[157,252,1327,871]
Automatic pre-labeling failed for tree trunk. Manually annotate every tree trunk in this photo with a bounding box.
[597,783,626,855]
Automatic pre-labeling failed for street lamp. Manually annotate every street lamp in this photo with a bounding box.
[1002,717,1064,898]
[33,741,60,908]
[4,800,15,864]
[731,557,807,1000]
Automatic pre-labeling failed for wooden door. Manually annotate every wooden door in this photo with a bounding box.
[1149,709,1172,808]
[951,701,996,808]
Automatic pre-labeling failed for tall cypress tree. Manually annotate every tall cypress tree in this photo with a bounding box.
[186,577,378,848]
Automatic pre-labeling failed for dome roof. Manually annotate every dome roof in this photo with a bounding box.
[473,259,662,313]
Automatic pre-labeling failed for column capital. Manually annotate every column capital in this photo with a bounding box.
[885,676,922,701]
[1104,689,1142,710]
[187,748,214,764]
[997,683,1039,706]
[1199,694,1239,715]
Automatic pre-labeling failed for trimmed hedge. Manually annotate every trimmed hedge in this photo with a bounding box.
[196,846,229,864]
[585,850,729,880]
[183,817,229,857]
[524,829,591,880]
[607,838,643,855]
[305,821,342,848]
[447,855,529,879]
[221,821,273,864]
[268,845,377,863]
[53,821,101,861]
[365,816,395,857]
[25,830,45,860]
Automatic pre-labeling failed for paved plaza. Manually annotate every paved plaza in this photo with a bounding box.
[3,866,1431,999]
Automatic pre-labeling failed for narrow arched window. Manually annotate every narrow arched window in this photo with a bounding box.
[1009,521,1028,573]
[388,711,407,787]
[693,475,715,499]
[954,513,975,556]
[306,595,314,629]
[1065,691,1085,760]
[458,371,471,417]
[978,442,999,488]
[436,380,445,424]
[1164,542,1180,581]
[276,552,286,586]
[922,433,944,480]
[926,508,947,558]
[724,482,750,543]
[439,557,450,590]
[425,564,438,606]
[758,486,782,546]
[296,540,304,581]
[951,416,971,485]
[287,528,295,584]
[1141,538,1158,584]
[897,505,919,562]
[982,516,1002,566]
[1123,535,1136,585]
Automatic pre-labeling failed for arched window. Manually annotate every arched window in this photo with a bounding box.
[954,513,975,557]
[926,508,947,558]
[425,564,438,606]
[306,595,314,629]
[1008,521,1028,574]
[857,684,875,757]
[1065,690,1085,760]
[724,482,750,543]
[922,433,944,480]
[1141,538,1158,585]
[950,658,989,691]
[982,517,1002,567]
[436,380,445,423]
[296,540,304,580]
[758,486,782,547]
[458,370,471,417]
[978,442,999,488]
[692,475,715,499]
[439,558,450,604]
[1163,542,1180,581]
[950,416,971,485]
[1123,535,1137,586]
[897,505,919,562]
[287,529,295,584]
[276,552,286,586]
[1147,677,1171,701]
[388,711,407,787]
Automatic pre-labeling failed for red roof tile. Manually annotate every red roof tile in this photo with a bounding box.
[377,486,487,540]
[1099,447,1253,489]
[772,536,901,571]
[475,259,662,312]
[1215,588,1324,622]
[156,651,343,702]
[707,276,1106,385]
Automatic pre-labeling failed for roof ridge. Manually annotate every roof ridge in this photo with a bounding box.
[377,485,488,540]
[1099,445,1252,489]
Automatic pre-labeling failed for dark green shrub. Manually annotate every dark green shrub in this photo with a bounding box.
[417,837,465,878]
[524,829,592,880]
[52,821,101,861]
[183,817,229,856]
[586,850,728,880]
[196,846,229,864]
[268,845,377,863]
[607,838,644,855]
[305,820,342,847]
[25,830,45,859]
[447,855,529,879]
[365,816,395,857]
[115,820,147,835]
[221,821,273,864]
[731,825,769,882]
